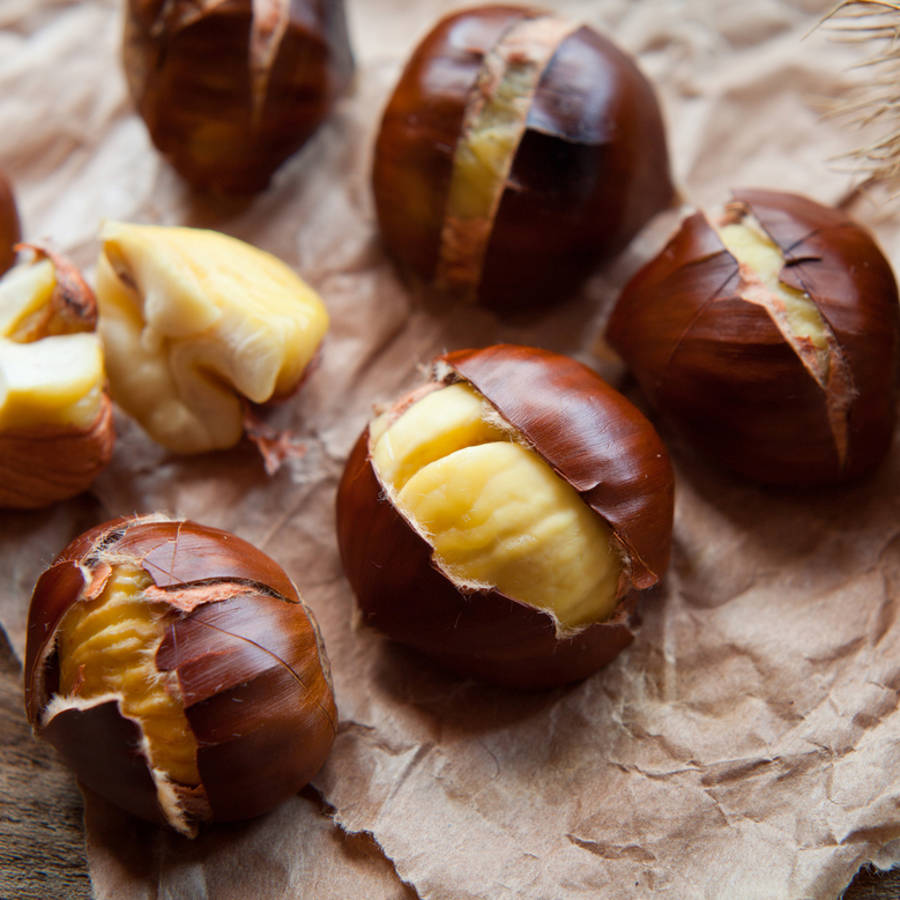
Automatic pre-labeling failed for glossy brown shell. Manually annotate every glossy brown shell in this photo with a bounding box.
[606,189,900,485]
[372,5,673,310]
[335,344,674,688]
[124,0,354,192]
[0,394,115,509]
[0,170,21,275]
[25,516,337,831]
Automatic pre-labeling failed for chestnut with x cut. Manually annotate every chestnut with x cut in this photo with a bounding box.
[24,516,337,836]
[124,0,354,192]
[373,5,673,311]
[336,344,674,688]
[606,189,900,485]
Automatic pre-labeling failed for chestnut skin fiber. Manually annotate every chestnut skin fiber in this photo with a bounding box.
[25,516,337,834]
[372,5,673,311]
[124,0,354,192]
[0,170,20,274]
[336,344,674,689]
[607,189,900,486]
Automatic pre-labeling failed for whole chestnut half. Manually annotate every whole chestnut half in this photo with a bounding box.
[372,4,674,311]
[606,189,900,486]
[0,246,114,508]
[25,516,337,836]
[336,344,674,688]
[0,169,21,274]
[124,0,355,192]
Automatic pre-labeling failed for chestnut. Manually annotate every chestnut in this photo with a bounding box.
[336,344,674,688]
[0,169,21,274]
[123,0,354,192]
[24,515,337,836]
[372,5,673,311]
[95,221,329,454]
[606,189,900,485]
[0,246,114,508]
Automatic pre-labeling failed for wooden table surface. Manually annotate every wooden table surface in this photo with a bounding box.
[0,624,895,900]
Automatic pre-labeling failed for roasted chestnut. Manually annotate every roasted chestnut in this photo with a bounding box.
[372,5,673,311]
[0,246,114,508]
[336,344,674,688]
[606,189,900,485]
[24,515,337,836]
[124,0,354,192]
[95,221,329,454]
[0,169,21,274]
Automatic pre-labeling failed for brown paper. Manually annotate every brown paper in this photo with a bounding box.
[2,0,899,897]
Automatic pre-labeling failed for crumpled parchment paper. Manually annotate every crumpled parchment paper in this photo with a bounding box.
[1,0,899,898]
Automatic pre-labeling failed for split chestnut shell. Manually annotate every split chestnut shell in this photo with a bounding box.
[372,5,673,311]
[606,189,900,485]
[124,0,355,192]
[336,344,674,688]
[24,516,337,835]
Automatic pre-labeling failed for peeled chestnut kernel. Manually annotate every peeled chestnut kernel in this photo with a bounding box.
[25,515,337,836]
[372,5,673,311]
[0,247,114,508]
[124,0,354,192]
[606,189,900,486]
[336,344,674,688]
[95,221,329,453]
[0,170,20,275]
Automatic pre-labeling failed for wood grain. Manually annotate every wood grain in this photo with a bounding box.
[0,625,91,900]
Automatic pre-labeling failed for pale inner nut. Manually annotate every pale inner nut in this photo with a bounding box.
[370,382,623,631]
[435,15,576,298]
[95,221,329,453]
[716,213,830,384]
[0,259,103,430]
[716,209,852,461]
[55,564,200,789]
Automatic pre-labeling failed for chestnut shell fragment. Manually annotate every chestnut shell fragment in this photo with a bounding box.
[0,170,21,274]
[606,189,900,485]
[372,5,673,311]
[336,344,674,688]
[124,0,355,192]
[25,516,337,833]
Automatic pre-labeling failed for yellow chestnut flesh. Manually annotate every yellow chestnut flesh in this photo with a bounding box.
[370,383,622,631]
[0,334,103,431]
[0,256,104,432]
[716,214,831,386]
[55,564,199,789]
[96,222,329,453]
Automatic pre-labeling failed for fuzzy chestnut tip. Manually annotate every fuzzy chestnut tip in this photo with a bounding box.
[24,515,337,835]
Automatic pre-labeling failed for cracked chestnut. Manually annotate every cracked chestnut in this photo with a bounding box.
[124,0,354,192]
[0,246,114,508]
[336,344,674,688]
[372,5,673,311]
[24,515,337,835]
[606,189,900,485]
